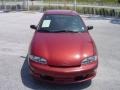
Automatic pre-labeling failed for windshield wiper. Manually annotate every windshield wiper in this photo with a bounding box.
[52,29,80,33]
[38,29,84,33]
[38,30,51,32]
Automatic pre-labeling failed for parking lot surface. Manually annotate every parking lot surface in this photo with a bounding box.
[0,12,120,90]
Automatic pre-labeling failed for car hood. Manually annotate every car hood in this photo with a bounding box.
[31,32,94,67]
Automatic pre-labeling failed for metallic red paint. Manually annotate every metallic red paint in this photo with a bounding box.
[28,10,98,84]
[29,60,97,84]
[44,10,79,16]
[31,32,94,67]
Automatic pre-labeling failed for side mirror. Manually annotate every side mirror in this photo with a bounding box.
[87,26,93,30]
[30,25,37,30]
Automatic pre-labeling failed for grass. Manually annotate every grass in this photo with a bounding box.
[43,0,118,4]
[0,0,120,17]
[30,5,120,17]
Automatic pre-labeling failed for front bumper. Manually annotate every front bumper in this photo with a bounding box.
[28,60,98,84]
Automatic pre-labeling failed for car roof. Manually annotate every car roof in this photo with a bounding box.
[44,10,79,16]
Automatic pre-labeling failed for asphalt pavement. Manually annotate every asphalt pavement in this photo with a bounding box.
[0,12,120,90]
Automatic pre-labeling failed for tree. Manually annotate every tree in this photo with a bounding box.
[118,0,120,4]
[64,0,67,8]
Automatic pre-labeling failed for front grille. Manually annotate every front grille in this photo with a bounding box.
[48,64,81,68]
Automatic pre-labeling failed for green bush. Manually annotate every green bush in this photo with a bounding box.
[28,5,120,17]
[29,5,40,10]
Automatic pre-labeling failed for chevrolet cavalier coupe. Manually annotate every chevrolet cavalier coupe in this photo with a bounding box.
[28,10,98,84]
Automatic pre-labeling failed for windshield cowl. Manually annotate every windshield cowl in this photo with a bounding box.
[38,29,87,33]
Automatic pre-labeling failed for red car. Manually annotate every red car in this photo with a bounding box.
[28,10,98,84]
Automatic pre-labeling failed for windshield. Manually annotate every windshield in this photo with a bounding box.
[38,14,86,32]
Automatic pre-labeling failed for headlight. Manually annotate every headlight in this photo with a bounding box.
[29,55,47,64]
[81,56,97,65]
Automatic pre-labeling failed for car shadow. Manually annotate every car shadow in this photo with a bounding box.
[84,15,120,25]
[21,56,92,90]
[85,15,112,20]
[110,18,120,24]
